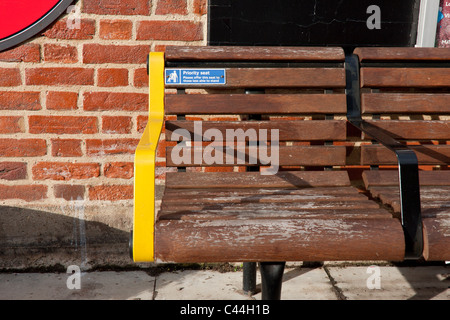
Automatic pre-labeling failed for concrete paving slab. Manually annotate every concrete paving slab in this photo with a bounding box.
[0,271,155,300]
[154,269,251,300]
[327,266,450,300]
[253,267,338,300]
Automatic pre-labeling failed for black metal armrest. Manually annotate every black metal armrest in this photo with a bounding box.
[345,54,423,260]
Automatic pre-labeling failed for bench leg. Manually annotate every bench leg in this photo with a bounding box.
[243,262,257,295]
[259,262,286,300]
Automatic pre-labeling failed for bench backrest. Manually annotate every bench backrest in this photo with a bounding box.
[354,48,450,170]
[163,46,350,178]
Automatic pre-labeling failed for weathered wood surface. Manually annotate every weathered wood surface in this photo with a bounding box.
[165,46,346,61]
[165,68,346,89]
[360,68,450,88]
[165,171,352,189]
[162,186,367,198]
[354,47,450,62]
[362,120,450,141]
[363,170,450,261]
[361,145,450,165]
[165,120,347,141]
[154,218,405,262]
[423,218,450,261]
[361,93,450,114]
[362,171,450,188]
[166,94,347,115]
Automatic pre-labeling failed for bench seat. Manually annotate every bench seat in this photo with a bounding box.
[354,47,450,262]
[363,171,450,261]
[154,171,405,262]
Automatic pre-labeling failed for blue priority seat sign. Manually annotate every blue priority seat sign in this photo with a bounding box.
[165,69,226,85]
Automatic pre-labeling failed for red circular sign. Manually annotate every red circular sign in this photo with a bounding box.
[0,0,75,51]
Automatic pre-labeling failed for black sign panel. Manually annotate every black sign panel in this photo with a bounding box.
[208,0,421,50]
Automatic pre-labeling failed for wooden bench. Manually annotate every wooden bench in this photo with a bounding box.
[350,47,450,262]
[130,46,448,299]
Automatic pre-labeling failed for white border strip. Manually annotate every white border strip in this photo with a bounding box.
[416,0,440,47]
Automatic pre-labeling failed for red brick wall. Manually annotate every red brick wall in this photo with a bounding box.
[0,0,206,207]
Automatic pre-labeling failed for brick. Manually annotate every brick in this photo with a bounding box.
[46,91,78,110]
[0,185,47,202]
[43,44,78,63]
[26,68,94,86]
[54,184,85,200]
[86,139,139,156]
[98,68,129,87]
[0,139,47,157]
[0,44,40,62]
[136,115,148,133]
[29,116,98,134]
[153,44,167,52]
[193,0,207,15]
[133,68,148,87]
[83,92,147,111]
[88,185,133,201]
[83,44,149,64]
[0,92,41,110]
[99,19,133,39]
[43,19,95,40]
[0,68,21,86]
[137,21,203,41]
[83,0,150,15]
[32,162,100,180]
[137,115,175,133]
[0,117,24,133]
[51,139,82,157]
[103,162,134,179]
[204,167,235,173]
[156,0,187,15]
[156,140,177,157]
[0,162,27,180]
[102,116,132,134]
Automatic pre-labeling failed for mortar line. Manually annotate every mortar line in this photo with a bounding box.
[323,265,348,300]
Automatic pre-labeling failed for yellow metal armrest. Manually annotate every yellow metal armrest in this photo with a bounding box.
[132,52,164,262]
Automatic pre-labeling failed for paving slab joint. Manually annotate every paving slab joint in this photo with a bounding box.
[324,266,348,300]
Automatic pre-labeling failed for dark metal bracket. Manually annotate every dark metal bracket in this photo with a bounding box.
[345,54,423,260]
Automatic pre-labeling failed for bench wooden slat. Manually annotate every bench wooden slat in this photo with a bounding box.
[165,120,347,141]
[162,186,368,200]
[166,171,351,189]
[165,68,346,89]
[354,47,450,62]
[361,145,450,165]
[423,218,450,261]
[363,120,450,140]
[165,46,346,62]
[361,93,450,114]
[360,68,450,88]
[362,170,450,188]
[166,145,347,167]
[161,198,380,210]
[165,94,347,115]
[369,186,450,202]
[154,218,405,262]
[158,207,392,221]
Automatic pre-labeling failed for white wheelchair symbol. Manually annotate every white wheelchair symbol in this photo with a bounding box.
[167,71,179,83]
